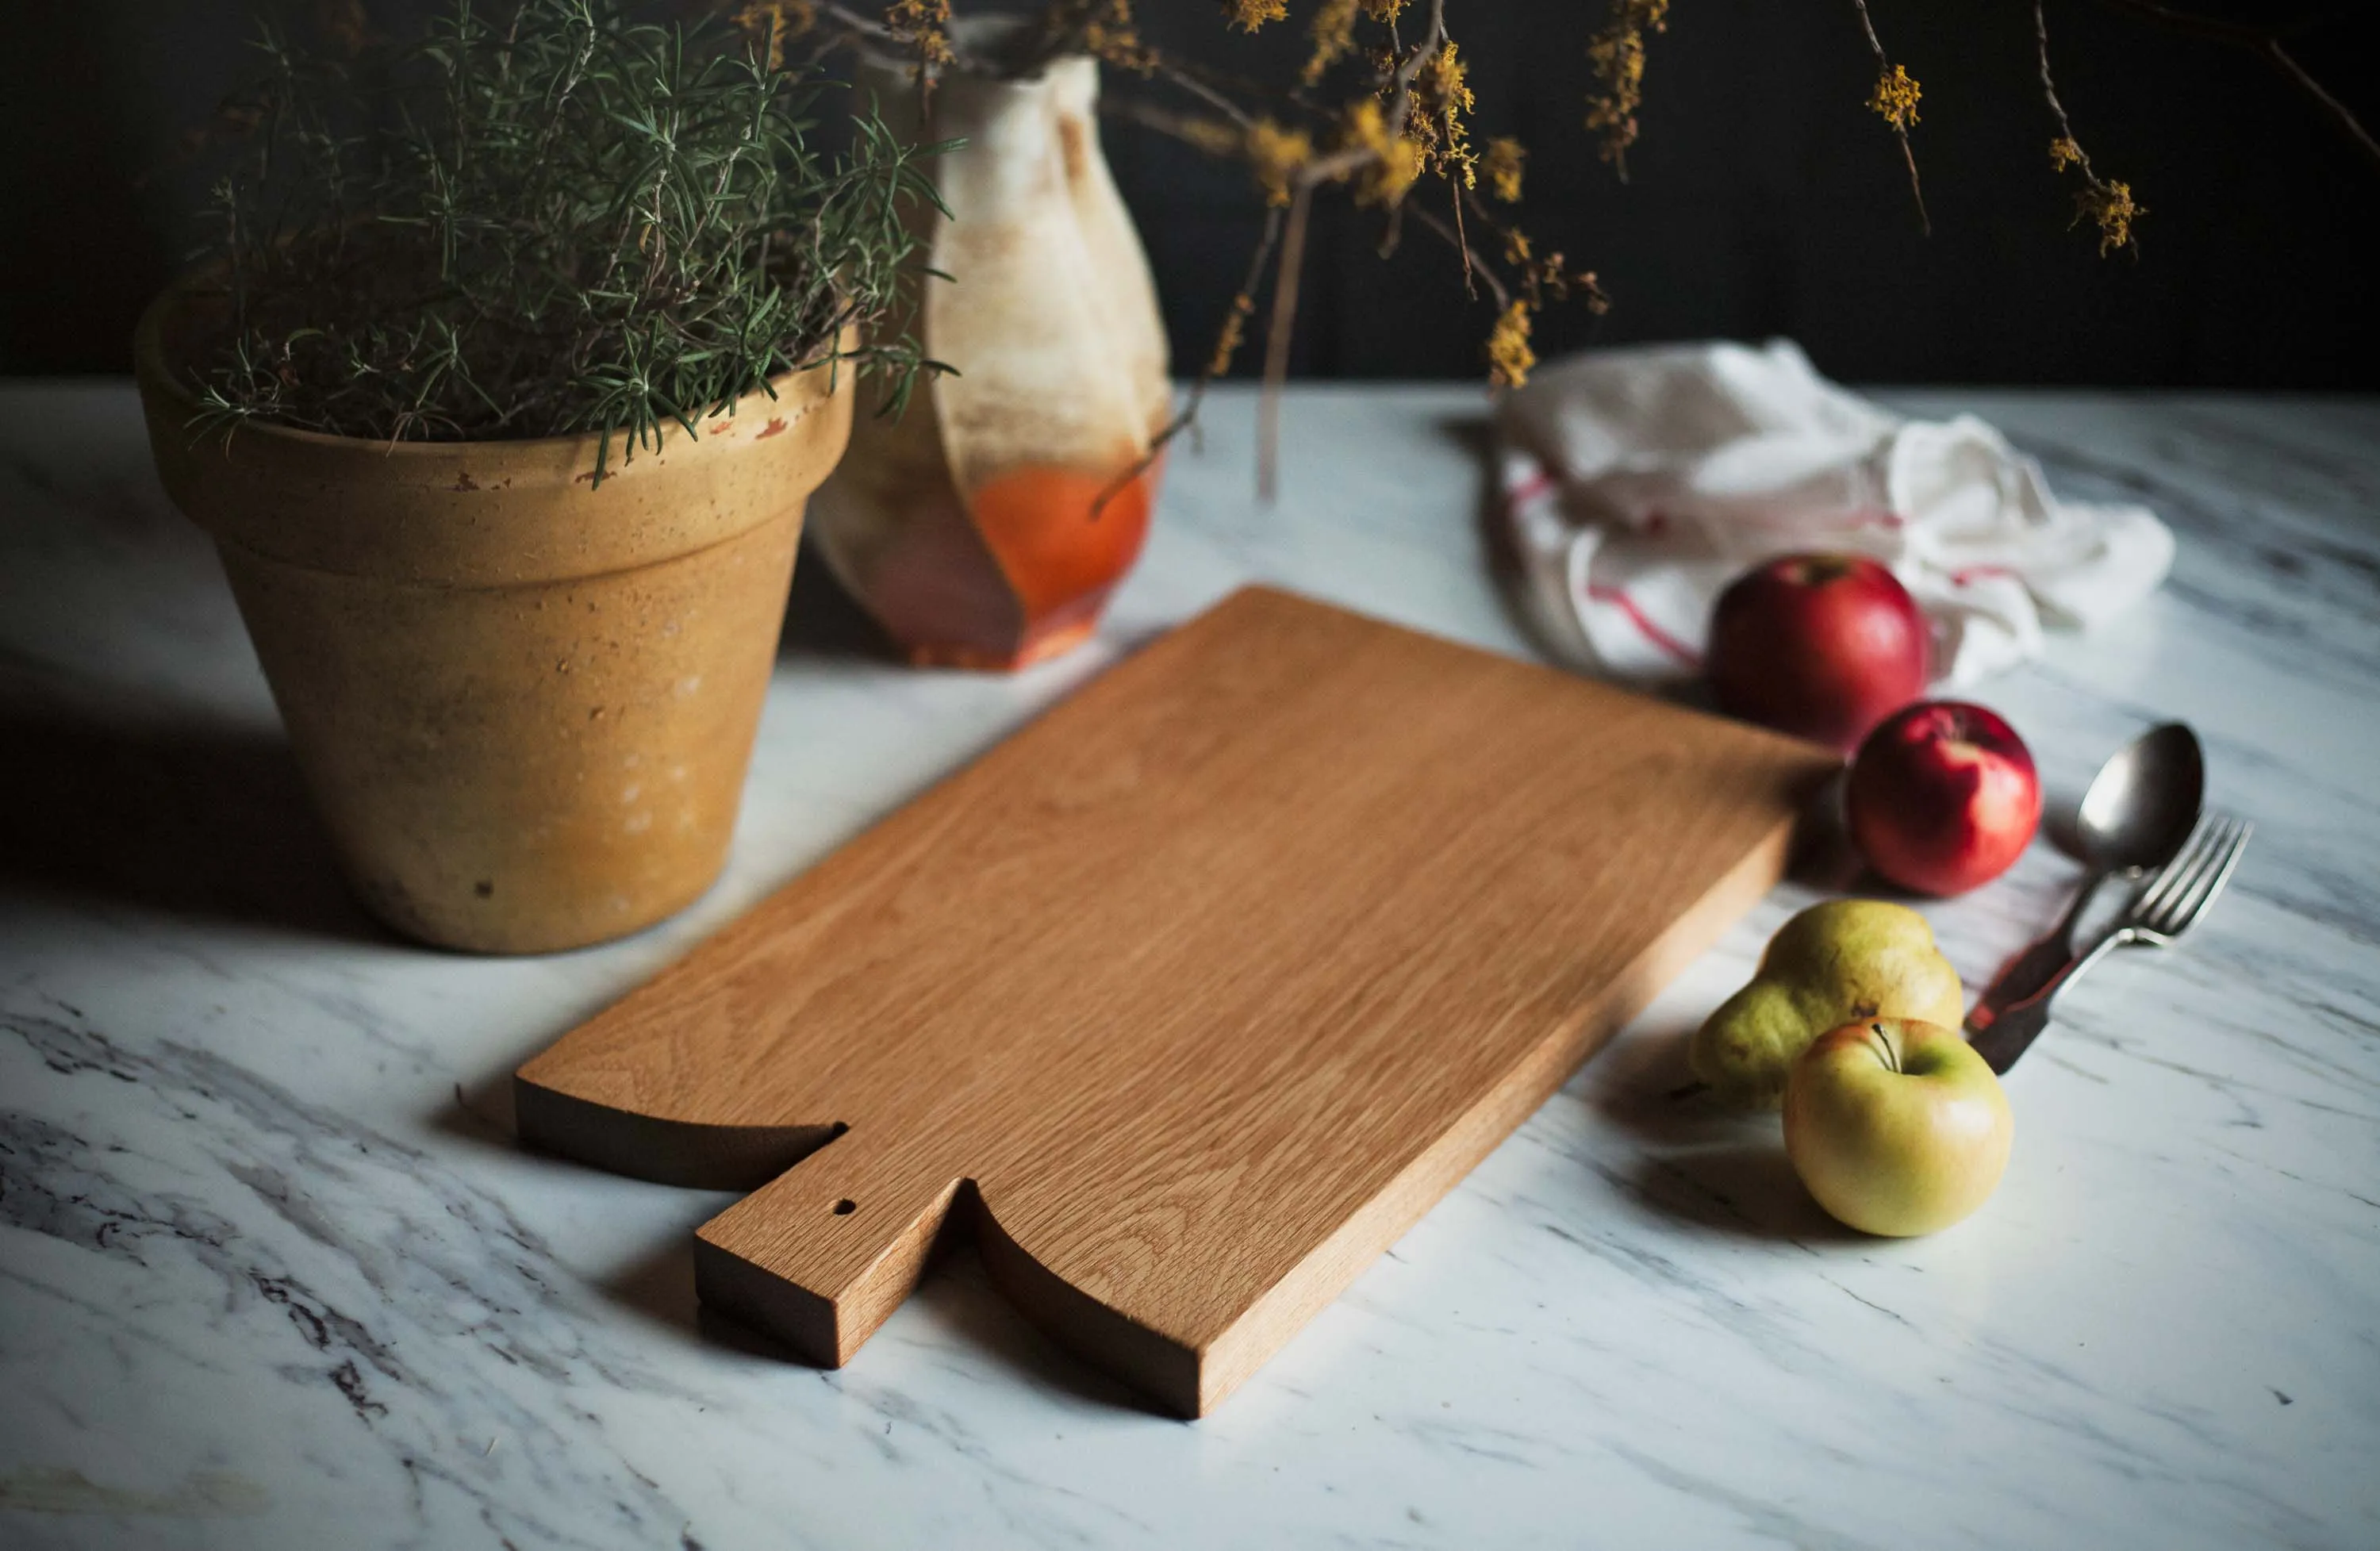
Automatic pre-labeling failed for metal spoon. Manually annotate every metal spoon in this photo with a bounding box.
[1969,722,2205,1021]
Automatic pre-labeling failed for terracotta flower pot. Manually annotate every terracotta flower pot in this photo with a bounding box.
[811,34,1173,670]
[134,292,854,953]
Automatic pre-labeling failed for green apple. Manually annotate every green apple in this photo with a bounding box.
[1783,1018,2013,1236]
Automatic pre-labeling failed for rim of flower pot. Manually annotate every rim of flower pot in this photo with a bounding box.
[133,278,849,464]
[135,278,858,587]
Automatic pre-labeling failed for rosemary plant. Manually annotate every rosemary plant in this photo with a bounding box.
[186,0,948,477]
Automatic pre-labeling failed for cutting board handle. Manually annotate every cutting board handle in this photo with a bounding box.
[693,1123,969,1365]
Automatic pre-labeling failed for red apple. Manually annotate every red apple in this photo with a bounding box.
[1785,1017,2013,1236]
[1706,552,1931,750]
[1848,700,2042,896]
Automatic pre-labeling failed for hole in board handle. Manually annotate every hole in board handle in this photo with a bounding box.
[833,1199,857,1215]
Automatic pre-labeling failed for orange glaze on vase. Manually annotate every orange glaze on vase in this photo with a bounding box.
[900,455,1162,670]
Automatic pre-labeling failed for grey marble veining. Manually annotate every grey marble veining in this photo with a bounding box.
[2,381,2376,1549]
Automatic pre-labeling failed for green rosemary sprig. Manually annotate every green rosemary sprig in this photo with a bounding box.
[184,0,950,477]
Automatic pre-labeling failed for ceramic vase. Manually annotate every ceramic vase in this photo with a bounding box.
[811,38,1173,670]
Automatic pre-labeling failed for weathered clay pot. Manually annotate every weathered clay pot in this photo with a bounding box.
[135,292,854,953]
[811,33,1173,670]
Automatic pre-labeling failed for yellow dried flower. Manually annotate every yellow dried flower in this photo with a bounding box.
[1408,39,1478,186]
[1226,0,1289,33]
[1342,99,1425,206]
[1087,29,1158,73]
[1085,0,1157,75]
[2075,179,2143,256]
[1207,293,1256,378]
[1531,248,1568,298]
[1173,115,1246,158]
[1503,227,1532,265]
[1488,300,1536,389]
[731,1,816,69]
[1869,64,1921,132]
[2045,125,2141,257]
[1484,137,1525,203]
[1361,0,1403,19]
[1584,0,1668,169]
[885,0,954,67]
[1426,40,1471,106]
[1247,118,1315,206]
[1303,0,1361,85]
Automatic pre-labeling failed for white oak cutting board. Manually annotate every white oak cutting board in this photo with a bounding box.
[517,585,1834,1415]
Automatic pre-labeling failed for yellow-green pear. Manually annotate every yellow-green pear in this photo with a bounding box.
[1691,900,1966,1108]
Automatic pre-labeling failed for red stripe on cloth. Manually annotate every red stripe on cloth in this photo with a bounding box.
[1950,564,2018,587]
[1585,583,1703,667]
[1507,468,1556,505]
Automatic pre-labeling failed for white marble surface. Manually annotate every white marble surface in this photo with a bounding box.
[3,381,2378,1549]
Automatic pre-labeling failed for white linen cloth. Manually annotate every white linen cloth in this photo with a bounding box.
[1495,339,2175,685]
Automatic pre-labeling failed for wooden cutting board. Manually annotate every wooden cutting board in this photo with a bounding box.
[516,585,1833,1415]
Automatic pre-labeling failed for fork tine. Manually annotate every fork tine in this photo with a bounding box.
[2152,816,2251,939]
[2129,814,2225,924]
[2141,816,2238,937]
[2148,816,2240,933]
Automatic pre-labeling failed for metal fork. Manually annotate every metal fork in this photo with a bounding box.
[1966,812,2254,1075]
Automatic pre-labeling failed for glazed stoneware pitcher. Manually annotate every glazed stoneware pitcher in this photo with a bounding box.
[811,33,1173,670]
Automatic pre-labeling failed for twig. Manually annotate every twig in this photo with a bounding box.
[2033,0,2092,176]
[2036,0,2153,255]
[1379,0,1453,148]
[2091,0,2380,176]
[1848,0,1930,235]
[1151,58,1258,130]
[1408,200,1511,310]
[1251,0,1450,499]
[1127,50,1337,124]
[814,2,898,47]
[1257,182,1313,502]
[1099,96,1230,144]
[1088,203,1285,520]
[1449,175,1472,297]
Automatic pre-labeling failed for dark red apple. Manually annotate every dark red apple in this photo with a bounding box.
[1706,552,1931,750]
[1848,701,2043,896]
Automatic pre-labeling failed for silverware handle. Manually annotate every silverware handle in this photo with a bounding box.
[1977,862,2127,1018]
[1966,923,2131,1075]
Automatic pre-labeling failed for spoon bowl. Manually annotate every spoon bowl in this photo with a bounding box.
[2075,722,2205,873]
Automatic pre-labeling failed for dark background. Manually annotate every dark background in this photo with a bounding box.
[7,0,2374,387]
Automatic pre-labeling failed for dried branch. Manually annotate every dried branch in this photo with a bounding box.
[1152,57,1260,129]
[2033,0,2090,170]
[1257,181,1314,501]
[1848,0,1930,235]
[2090,0,2380,176]
[1583,0,1669,178]
[2034,0,2144,255]
[1254,0,1450,495]
[1088,202,1284,520]
[1409,200,1509,309]
[814,2,898,44]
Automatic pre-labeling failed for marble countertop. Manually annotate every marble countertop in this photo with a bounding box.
[3,381,2377,1549]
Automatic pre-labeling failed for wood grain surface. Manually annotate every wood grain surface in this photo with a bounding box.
[516,585,1836,1415]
